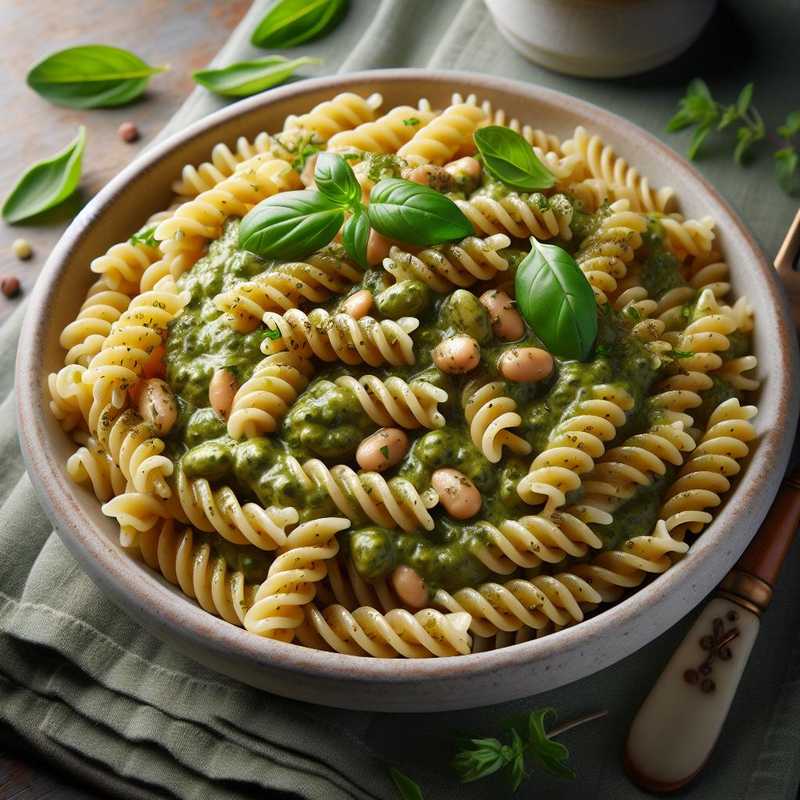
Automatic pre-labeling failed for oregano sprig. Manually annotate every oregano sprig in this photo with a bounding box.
[666,79,764,163]
[667,79,800,194]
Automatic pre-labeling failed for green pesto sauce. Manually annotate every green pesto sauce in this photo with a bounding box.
[639,220,690,301]
[163,201,731,595]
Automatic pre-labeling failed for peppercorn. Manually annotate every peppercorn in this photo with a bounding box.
[118,122,140,143]
[12,238,32,260]
[1,276,21,298]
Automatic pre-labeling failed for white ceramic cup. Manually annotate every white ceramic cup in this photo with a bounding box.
[484,0,717,78]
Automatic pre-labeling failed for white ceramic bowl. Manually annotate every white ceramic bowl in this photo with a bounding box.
[17,70,799,711]
[484,0,717,78]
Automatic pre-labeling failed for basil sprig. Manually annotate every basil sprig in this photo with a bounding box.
[474,126,555,192]
[515,237,597,361]
[368,179,472,245]
[2,126,86,223]
[240,153,471,263]
[193,56,320,97]
[251,0,348,48]
[27,45,167,109]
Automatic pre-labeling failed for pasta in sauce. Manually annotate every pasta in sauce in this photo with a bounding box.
[49,91,759,658]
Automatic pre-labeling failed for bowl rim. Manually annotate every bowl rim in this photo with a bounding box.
[17,68,799,691]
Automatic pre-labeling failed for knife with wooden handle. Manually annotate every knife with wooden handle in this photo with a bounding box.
[625,211,800,792]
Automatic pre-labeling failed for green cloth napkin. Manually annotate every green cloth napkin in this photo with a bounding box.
[3,1,799,798]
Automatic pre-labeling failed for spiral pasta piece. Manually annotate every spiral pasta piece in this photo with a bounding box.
[261,308,418,367]
[660,215,716,260]
[293,457,438,532]
[614,286,666,342]
[138,519,257,626]
[434,573,601,638]
[474,98,562,154]
[327,103,436,152]
[175,469,299,551]
[171,131,279,197]
[566,177,637,213]
[48,364,93,431]
[66,435,126,503]
[95,408,173,499]
[101,490,172,548]
[227,354,314,440]
[244,517,350,642]
[382,234,511,293]
[581,421,696,512]
[335,375,447,429]
[397,101,486,165]
[82,288,189,414]
[456,193,573,241]
[472,504,612,575]
[571,521,689,603]
[296,604,472,657]
[284,92,383,141]
[563,125,677,213]
[574,200,647,304]
[89,210,173,292]
[318,554,399,613]
[214,253,363,332]
[687,250,730,300]
[517,385,634,513]
[155,156,300,280]
[463,381,531,463]
[667,288,735,373]
[659,398,757,539]
[59,281,131,367]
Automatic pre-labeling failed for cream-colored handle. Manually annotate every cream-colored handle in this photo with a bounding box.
[625,596,760,793]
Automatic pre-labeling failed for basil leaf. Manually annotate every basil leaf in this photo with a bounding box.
[342,207,370,268]
[473,126,554,191]
[515,237,597,361]
[368,179,472,245]
[315,151,361,208]
[2,126,86,223]
[193,55,320,97]
[27,45,167,109]
[239,190,343,260]
[251,0,348,48]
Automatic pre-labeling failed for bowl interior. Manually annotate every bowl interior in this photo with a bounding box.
[17,70,799,711]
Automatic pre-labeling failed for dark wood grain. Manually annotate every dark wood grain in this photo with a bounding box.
[0,5,249,795]
[0,0,250,323]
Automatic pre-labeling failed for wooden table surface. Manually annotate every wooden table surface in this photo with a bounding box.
[0,0,250,325]
[0,3,249,795]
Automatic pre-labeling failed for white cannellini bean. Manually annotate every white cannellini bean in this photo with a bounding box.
[432,468,482,519]
[356,427,409,472]
[498,347,554,383]
[209,368,238,420]
[391,565,429,609]
[432,334,480,374]
[479,289,524,341]
[341,289,373,319]
[366,229,392,266]
[444,156,481,180]
[137,378,177,435]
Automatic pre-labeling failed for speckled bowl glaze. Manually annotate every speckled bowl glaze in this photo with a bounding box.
[17,70,799,712]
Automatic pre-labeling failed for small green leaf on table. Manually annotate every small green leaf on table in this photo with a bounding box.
[2,126,86,224]
[27,45,167,108]
[251,0,348,48]
[193,56,320,97]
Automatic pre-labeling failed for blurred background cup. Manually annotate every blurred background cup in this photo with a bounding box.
[483,0,718,79]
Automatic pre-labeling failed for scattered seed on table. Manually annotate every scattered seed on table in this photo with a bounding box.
[118,122,140,143]
[1,276,21,298]
[12,239,32,260]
